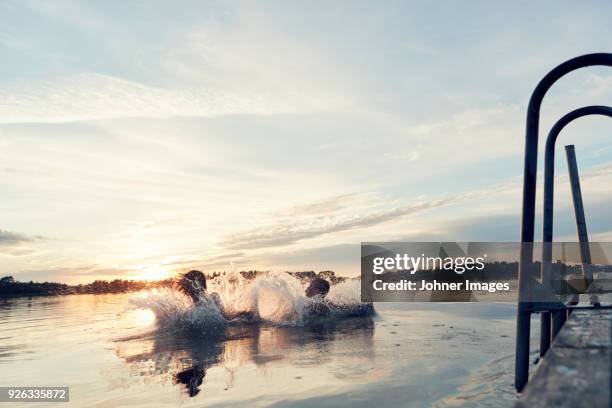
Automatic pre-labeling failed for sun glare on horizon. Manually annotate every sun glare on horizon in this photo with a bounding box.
[131,267,173,282]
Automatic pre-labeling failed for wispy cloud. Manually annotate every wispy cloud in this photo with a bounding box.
[0,229,44,257]
[219,156,612,252]
[221,196,456,250]
[0,229,42,246]
[277,193,364,217]
[0,73,339,124]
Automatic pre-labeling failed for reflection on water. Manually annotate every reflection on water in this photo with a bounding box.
[116,318,375,399]
[0,293,523,407]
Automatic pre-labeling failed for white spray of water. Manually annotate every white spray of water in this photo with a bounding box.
[130,273,372,331]
[129,288,226,334]
[210,272,307,324]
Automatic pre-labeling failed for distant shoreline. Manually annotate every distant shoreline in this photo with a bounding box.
[0,270,344,298]
[0,278,173,298]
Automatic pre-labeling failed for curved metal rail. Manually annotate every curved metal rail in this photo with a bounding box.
[539,106,612,357]
[515,53,612,392]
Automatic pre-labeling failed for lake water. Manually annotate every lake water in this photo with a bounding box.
[0,289,533,407]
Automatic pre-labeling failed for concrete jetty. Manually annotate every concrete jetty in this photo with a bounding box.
[516,308,611,407]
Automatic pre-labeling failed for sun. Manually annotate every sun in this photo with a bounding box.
[132,266,172,281]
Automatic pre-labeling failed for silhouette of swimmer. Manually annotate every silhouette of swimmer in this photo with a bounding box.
[305,277,330,298]
[177,270,253,320]
[304,277,331,316]
[178,270,208,304]
[307,277,375,317]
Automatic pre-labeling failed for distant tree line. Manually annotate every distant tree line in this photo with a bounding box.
[0,270,344,297]
[287,270,345,284]
[0,276,176,297]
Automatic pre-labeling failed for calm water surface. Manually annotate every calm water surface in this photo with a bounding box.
[0,293,529,407]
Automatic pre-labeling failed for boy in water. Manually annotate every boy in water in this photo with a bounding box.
[177,270,253,320]
[177,270,230,319]
[305,277,330,298]
[304,277,331,316]
[178,270,209,304]
[305,276,375,317]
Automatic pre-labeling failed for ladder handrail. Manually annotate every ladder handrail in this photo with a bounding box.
[543,106,612,245]
[539,106,612,358]
[515,53,612,392]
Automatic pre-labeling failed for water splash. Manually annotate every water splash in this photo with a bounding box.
[326,279,375,318]
[130,272,373,331]
[129,288,226,334]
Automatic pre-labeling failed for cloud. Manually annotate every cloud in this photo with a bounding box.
[0,4,359,125]
[0,229,45,257]
[0,73,331,124]
[0,229,42,246]
[278,193,364,217]
[219,156,612,252]
[13,265,135,283]
[221,196,456,250]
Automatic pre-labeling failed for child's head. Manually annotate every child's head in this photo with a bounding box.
[305,277,330,298]
[178,270,207,302]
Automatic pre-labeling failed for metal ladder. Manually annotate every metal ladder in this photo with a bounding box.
[514,53,612,392]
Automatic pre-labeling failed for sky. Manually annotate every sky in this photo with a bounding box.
[2,1,612,283]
